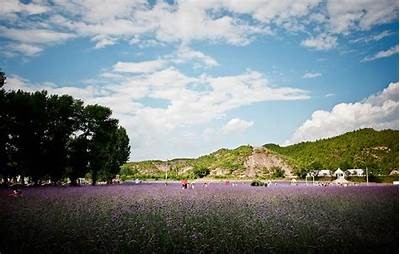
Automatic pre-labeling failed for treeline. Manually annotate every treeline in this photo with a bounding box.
[264,128,399,177]
[0,71,130,185]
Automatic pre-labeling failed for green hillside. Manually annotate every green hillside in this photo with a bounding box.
[120,145,255,180]
[120,128,398,180]
[264,128,399,176]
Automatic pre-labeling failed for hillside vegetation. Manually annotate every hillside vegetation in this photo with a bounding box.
[121,145,292,180]
[121,128,398,180]
[264,128,398,176]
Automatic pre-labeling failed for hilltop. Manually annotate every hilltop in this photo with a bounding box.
[121,145,292,180]
[120,128,398,180]
[264,128,398,176]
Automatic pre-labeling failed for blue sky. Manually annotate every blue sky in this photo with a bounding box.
[0,0,399,161]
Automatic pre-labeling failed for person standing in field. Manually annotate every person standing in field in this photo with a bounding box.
[180,179,188,189]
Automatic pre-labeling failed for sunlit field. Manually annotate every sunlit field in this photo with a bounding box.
[0,183,398,253]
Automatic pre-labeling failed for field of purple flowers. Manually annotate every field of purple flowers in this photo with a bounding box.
[0,183,398,253]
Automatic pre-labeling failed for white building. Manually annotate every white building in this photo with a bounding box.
[333,168,345,179]
[346,168,364,176]
[317,170,332,177]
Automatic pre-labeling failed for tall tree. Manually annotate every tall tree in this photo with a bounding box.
[102,126,130,183]
[44,95,83,183]
[84,104,119,185]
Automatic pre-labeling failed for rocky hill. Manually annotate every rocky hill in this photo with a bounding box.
[120,128,398,179]
[121,145,294,180]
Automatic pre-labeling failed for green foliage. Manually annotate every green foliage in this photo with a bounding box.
[271,167,285,179]
[264,128,398,175]
[120,145,253,180]
[0,71,130,185]
[192,165,210,178]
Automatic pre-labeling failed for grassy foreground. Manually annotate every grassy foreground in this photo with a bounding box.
[0,184,398,253]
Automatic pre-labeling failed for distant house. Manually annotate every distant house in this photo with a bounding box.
[333,168,345,179]
[78,178,88,185]
[346,168,364,176]
[317,170,332,177]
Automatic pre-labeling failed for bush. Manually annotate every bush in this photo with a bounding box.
[250,180,264,186]
[193,166,210,178]
[369,175,399,183]
[271,167,285,179]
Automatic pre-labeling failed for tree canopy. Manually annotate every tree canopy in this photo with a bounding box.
[0,71,130,185]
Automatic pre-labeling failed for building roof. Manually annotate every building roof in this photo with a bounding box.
[333,168,345,174]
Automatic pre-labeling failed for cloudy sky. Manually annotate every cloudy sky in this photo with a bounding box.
[1,0,399,161]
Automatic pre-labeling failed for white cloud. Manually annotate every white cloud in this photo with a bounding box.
[113,59,167,73]
[0,27,75,45]
[6,43,43,56]
[351,30,393,43]
[5,65,309,160]
[286,82,399,145]
[303,72,322,79]
[0,26,75,57]
[0,1,48,19]
[361,45,399,62]
[0,0,398,55]
[171,46,219,68]
[222,118,254,134]
[301,34,337,50]
[326,0,398,33]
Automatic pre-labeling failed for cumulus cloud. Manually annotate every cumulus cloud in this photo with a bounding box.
[301,34,337,50]
[171,46,219,68]
[0,1,48,19]
[286,82,399,145]
[222,118,254,134]
[0,26,76,57]
[326,0,398,33]
[0,0,398,56]
[5,65,308,160]
[5,43,43,56]
[303,72,322,79]
[361,45,399,62]
[113,59,167,73]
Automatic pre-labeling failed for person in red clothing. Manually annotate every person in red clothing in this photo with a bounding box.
[180,179,188,189]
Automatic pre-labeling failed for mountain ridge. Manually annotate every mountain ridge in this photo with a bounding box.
[120,128,398,179]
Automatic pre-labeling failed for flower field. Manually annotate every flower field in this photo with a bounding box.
[0,183,398,253]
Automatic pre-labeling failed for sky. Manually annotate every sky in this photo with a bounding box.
[0,0,399,161]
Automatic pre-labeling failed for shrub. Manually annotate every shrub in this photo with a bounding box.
[193,166,210,178]
[250,180,264,186]
[271,167,285,179]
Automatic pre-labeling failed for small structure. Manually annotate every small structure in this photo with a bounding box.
[389,170,399,176]
[333,168,345,179]
[317,170,332,177]
[78,178,88,185]
[346,168,364,176]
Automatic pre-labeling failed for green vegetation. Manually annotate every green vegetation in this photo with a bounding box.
[121,145,253,180]
[121,129,398,181]
[271,166,285,178]
[264,128,399,177]
[0,71,130,185]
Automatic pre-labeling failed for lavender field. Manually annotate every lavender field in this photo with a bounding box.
[0,183,398,253]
